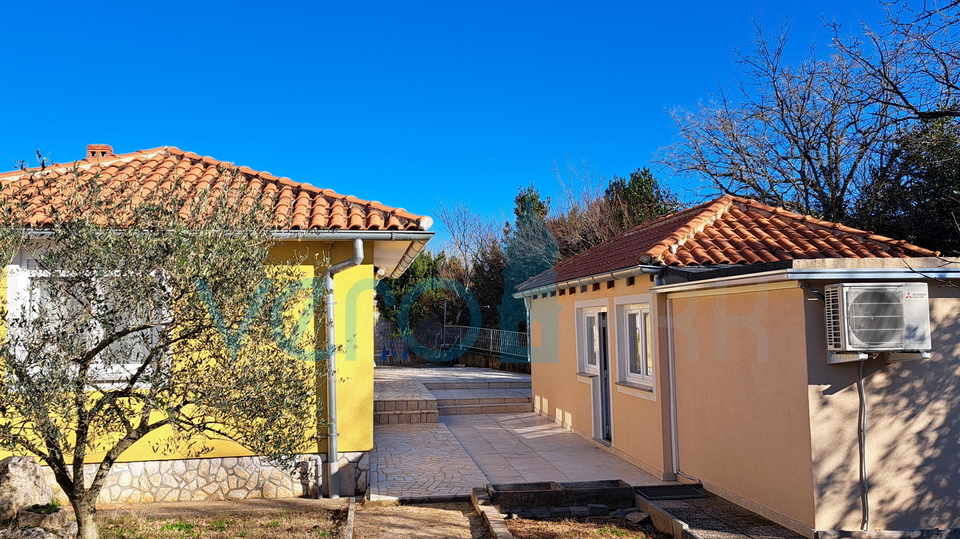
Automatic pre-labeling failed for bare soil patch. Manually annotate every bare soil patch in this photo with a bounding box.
[353,502,487,539]
[505,515,671,539]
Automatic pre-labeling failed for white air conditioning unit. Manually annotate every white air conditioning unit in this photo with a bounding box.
[824,282,932,364]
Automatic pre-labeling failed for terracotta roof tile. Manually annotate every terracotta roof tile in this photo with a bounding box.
[0,146,431,231]
[519,195,939,291]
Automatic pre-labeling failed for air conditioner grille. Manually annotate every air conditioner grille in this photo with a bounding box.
[848,289,904,347]
[825,287,842,350]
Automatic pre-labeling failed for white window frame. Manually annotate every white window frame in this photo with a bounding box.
[575,299,608,376]
[6,249,163,388]
[615,294,655,390]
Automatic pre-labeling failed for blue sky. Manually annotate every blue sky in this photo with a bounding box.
[0,1,883,245]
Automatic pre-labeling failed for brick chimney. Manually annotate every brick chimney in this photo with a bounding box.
[86,144,114,159]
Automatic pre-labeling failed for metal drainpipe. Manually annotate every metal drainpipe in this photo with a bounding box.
[324,237,364,499]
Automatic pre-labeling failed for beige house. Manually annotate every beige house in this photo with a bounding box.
[515,195,960,535]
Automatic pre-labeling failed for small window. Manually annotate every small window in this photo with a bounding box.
[559,288,566,296]
[606,280,615,289]
[619,303,654,387]
[592,283,600,292]
[627,276,635,287]
[580,285,587,294]
[7,250,165,388]
[576,305,605,375]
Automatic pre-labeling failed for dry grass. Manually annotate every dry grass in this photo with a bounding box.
[353,502,487,539]
[505,515,670,539]
[95,509,345,539]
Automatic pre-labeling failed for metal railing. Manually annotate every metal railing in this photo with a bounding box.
[442,325,530,359]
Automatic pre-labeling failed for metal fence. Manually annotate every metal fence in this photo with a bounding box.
[374,320,531,365]
[442,325,530,359]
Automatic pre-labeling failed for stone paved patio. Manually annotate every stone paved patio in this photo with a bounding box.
[374,368,438,401]
[369,367,668,503]
[443,412,668,486]
[369,422,488,502]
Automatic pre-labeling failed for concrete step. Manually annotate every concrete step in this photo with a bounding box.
[375,399,437,412]
[422,381,531,390]
[435,396,531,407]
[437,401,534,415]
[374,410,439,424]
[374,398,440,424]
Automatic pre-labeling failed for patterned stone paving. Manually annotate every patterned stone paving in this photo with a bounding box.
[370,367,667,503]
[369,422,489,502]
[374,368,438,401]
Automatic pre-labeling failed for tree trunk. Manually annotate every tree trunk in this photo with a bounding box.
[72,497,100,539]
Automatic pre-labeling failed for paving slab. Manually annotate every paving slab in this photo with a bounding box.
[374,369,437,401]
[442,412,670,487]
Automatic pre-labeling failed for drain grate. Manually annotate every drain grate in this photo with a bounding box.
[635,484,708,500]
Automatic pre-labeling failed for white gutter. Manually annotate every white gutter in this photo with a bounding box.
[323,237,364,499]
[784,267,960,281]
[650,269,790,294]
[271,231,434,279]
[270,230,434,242]
[18,229,433,280]
[512,264,662,299]
[17,229,435,241]
[651,266,960,295]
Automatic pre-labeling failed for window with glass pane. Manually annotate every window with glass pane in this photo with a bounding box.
[586,315,597,366]
[20,271,159,386]
[622,304,653,385]
[627,312,641,375]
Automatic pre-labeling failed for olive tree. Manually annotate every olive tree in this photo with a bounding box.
[0,165,321,539]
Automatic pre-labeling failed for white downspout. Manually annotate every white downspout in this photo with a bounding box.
[324,237,364,499]
[666,299,680,476]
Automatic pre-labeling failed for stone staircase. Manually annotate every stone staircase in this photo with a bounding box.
[373,398,439,425]
[424,381,533,416]
[374,370,532,424]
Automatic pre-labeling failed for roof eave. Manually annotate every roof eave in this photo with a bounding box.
[512,264,663,299]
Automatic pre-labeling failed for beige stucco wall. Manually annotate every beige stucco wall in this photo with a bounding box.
[668,284,817,528]
[529,275,667,478]
[805,282,960,530]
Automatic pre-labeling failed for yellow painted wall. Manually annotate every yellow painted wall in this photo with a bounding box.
[0,239,376,463]
[529,275,667,477]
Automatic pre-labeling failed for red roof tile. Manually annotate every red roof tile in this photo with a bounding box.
[519,195,939,291]
[0,146,431,231]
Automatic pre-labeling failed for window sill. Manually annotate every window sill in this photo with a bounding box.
[576,372,598,384]
[616,381,655,399]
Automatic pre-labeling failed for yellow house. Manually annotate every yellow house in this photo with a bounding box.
[516,195,960,535]
[0,144,433,503]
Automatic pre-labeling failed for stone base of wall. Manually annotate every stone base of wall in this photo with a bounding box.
[40,452,369,505]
